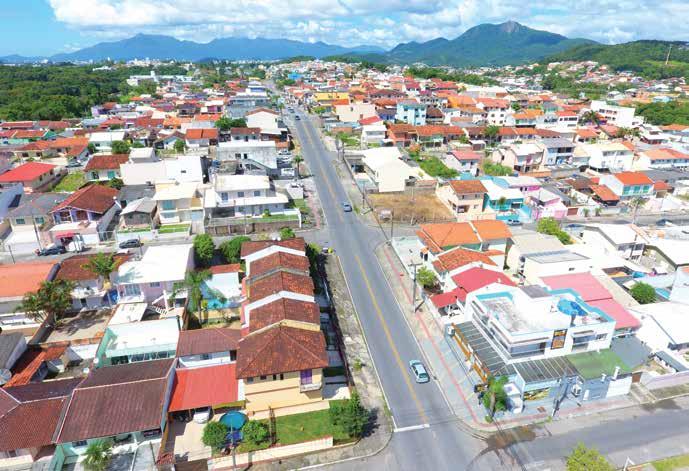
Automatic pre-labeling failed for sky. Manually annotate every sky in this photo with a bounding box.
[2,0,689,57]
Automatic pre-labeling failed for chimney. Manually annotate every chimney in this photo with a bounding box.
[613,366,620,380]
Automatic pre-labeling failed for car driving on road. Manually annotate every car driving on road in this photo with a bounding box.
[342,202,353,212]
[119,239,142,249]
[36,245,66,256]
[409,360,430,383]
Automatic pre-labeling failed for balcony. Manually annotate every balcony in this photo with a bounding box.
[300,381,322,392]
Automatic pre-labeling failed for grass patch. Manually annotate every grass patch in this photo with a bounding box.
[158,223,191,234]
[567,350,632,380]
[53,171,86,192]
[261,213,300,223]
[118,226,152,234]
[653,453,689,471]
[415,155,458,179]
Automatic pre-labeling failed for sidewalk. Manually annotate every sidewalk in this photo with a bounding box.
[374,241,650,433]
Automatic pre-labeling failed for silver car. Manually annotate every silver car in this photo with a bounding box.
[409,360,430,383]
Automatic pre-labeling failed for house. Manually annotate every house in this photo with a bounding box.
[436,180,489,222]
[153,181,204,233]
[360,123,387,147]
[176,328,240,368]
[185,128,218,148]
[49,184,119,247]
[0,162,61,193]
[416,219,511,256]
[55,253,130,310]
[118,197,157,232]
[115,244,193,311]
[204,174,299,236]
[525,188,568,221]
[228,127,261,142]
[0,379,80,470]
[55,359,174,466]
[480,179,524,222]
[541,273,641,337]
[3,190,66,254]
[636,147,689,170]
[94,318,180,366]
[246,108,280,131]
[0,262,59,335]
[581,223,647,260]
[217,140,278,174]
[84,154,129,181]
[590,100,643,128]
[581,142,634,172]
[538,138,575,166]
[395,100,427,126]
[491,143,545,174]
[88,130,126,153]
[505,232,565,277]
[443,149,482,175]
[0,333,27,380]
[361,147,425,193]
[120,154,204,186]
[335,103,377,124]
[430,266,515,317]
[238,238,329,417]
[598,172,654,200]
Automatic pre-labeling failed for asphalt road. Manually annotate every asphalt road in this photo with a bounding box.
[290,112,489,470]
[289,108,689,471]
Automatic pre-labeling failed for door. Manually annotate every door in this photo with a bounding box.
[300,369,312,385]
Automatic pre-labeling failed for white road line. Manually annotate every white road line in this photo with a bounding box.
[394,424,431,433]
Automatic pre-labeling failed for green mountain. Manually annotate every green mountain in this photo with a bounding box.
[546,40,689,79]
[385,21,596,66]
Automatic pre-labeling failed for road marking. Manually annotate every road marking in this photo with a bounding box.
[354,254,429,425]
[393,423,430,433]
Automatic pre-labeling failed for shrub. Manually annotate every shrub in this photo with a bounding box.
[566,443,614,471]
[219,236,251,263]
[193,234,215,267]
[242,420,269,445]
[416,266,437,289]
[279,227,295,239]
[630,282,656,304]
[330,391,369,439]
[202,421,228,450]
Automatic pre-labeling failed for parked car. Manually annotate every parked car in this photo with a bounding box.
[119,239,142,249]
[36,245,67,256]
[193,407,212,424]
[409,360,430,383]
[294,115,301,120]
[342,202,353,212]
[507,220,522,226]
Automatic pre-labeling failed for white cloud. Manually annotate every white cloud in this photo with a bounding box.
[47,0,689,49]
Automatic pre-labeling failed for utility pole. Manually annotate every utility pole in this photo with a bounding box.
[408,254,423,312]
[665,44,673,66]
[390,209,394,240]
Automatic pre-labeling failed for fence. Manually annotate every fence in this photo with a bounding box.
[641,370,689,390]
[207,436,333,469]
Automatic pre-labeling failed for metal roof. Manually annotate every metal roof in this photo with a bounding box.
[455,322,516,377]
[514,356,577,384]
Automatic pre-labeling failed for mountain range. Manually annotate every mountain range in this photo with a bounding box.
[0,34,385,63]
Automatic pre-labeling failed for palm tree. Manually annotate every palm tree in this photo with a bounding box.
[292,155,304,179]
[16,280,75,327]
[579,110,599,126]
[630,196,648,224]
[170,270,225,321]
[83,440,112,471]
[82,252,117,306]
[482,375,509,419]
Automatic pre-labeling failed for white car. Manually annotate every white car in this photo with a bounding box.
[193,407,212,424]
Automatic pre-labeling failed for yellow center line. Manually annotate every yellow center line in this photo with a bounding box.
[354,254,429,424]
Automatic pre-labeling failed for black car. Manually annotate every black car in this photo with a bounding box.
[119,239,143,249]
[294,115,301,120]
[37,245,66,256]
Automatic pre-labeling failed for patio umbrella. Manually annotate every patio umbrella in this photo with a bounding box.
[220,411,247,431]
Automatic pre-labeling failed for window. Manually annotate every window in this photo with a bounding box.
[34,216,44,225]
[123,284,141,296]
[259,375,267,380]
[161,200,175,211]
[14,218,25,225]
[221,192,229,202]
[107,171,116,179]
[181,170,187,174]
[253,190,260,197]
[246,377,254,383]
[73,440,88,448]
[237,191,244,197]
[300,369,312,385]
[595,333,607,341]
[91,171,99,180]
[149,282,161,288]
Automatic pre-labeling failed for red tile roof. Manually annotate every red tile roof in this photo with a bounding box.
[56,253,130,281]
[168,363,239,412]
[613,171,653,186]
[0,162,56,183]
[247,271,314,301]
[448,180,486,195]
[432,247,496,274]
[449,150,482,162]
[248,298,320,333]
[84,154,129,171]
[590,184,620,202]
[0,397,69,452]
[249,251,309,278]
[5,345,67,387]
[185,128,218,140]
[50,184,118,214]
[57,359,173,443]
[418,220,510,253]
[209,264,242,274]
[450,267,515,301]
[176,328,241,357]
[236,325,328,378]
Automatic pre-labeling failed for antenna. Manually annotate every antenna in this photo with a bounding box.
[665,44,673,66]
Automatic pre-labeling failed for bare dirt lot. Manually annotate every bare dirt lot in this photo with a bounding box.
[367,192,454,224]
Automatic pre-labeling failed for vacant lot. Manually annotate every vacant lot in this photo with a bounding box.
[368,192,453,224]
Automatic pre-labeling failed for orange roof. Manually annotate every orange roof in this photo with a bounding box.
[0,262,56,298]
[449,180,486,195]
[644,147,689,161]
[168,364,239,412]
[418,219,509,253]
[590,184,620,202]
[613,171,653,186]
[186,128,218,140]
[432,247,496,274]
[471,219,512,241]
[5,345,67,387]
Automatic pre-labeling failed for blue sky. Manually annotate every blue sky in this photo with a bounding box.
[2,0,689,57]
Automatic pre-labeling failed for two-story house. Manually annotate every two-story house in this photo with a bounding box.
[491,143,545,174]
[217,140,278,175]
[598,172,655,200]
[84,154,129,182]
[153,181,204,233]
[436,179,489,222]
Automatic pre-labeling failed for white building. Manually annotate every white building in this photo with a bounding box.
[581,224,648,260]
[88,130,127,153]
[361,147,426,193]
[334,103,377,124]
[580,142,634,172]
[590,100,643,128]
[120,154,204,186]
[361,123,386,147]
[217,140,278,174]
[153,181,205,232]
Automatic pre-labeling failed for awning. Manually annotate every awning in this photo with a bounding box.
[168,363,240,412]
[54,232,75,238]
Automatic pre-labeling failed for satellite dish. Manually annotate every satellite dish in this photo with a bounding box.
[0,369,12,386]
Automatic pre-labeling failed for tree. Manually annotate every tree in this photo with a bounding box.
[566,443,614,471]
[110,140,130,154]
[193,234,215,267]
[292,155,304,179]
[173,139,186,154]
[484,125,500,141]
[536,217,572,244]
[416,267,437,289]
[220,236,251,263]
[227,118,247,128]
[579,110,600,126]
[215,116,232,131]
[242,420,269,445]
[87,143,97,154]
[82,440,112,471]
[279,227,295,240]
[16,279,75,327]
[630,282,656,304]
[202,421,228,450]
[330,391,369,438]
[171,270,217,314]
[82,252,117,306]
[105,178,123,190]
[482,375,509,418]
